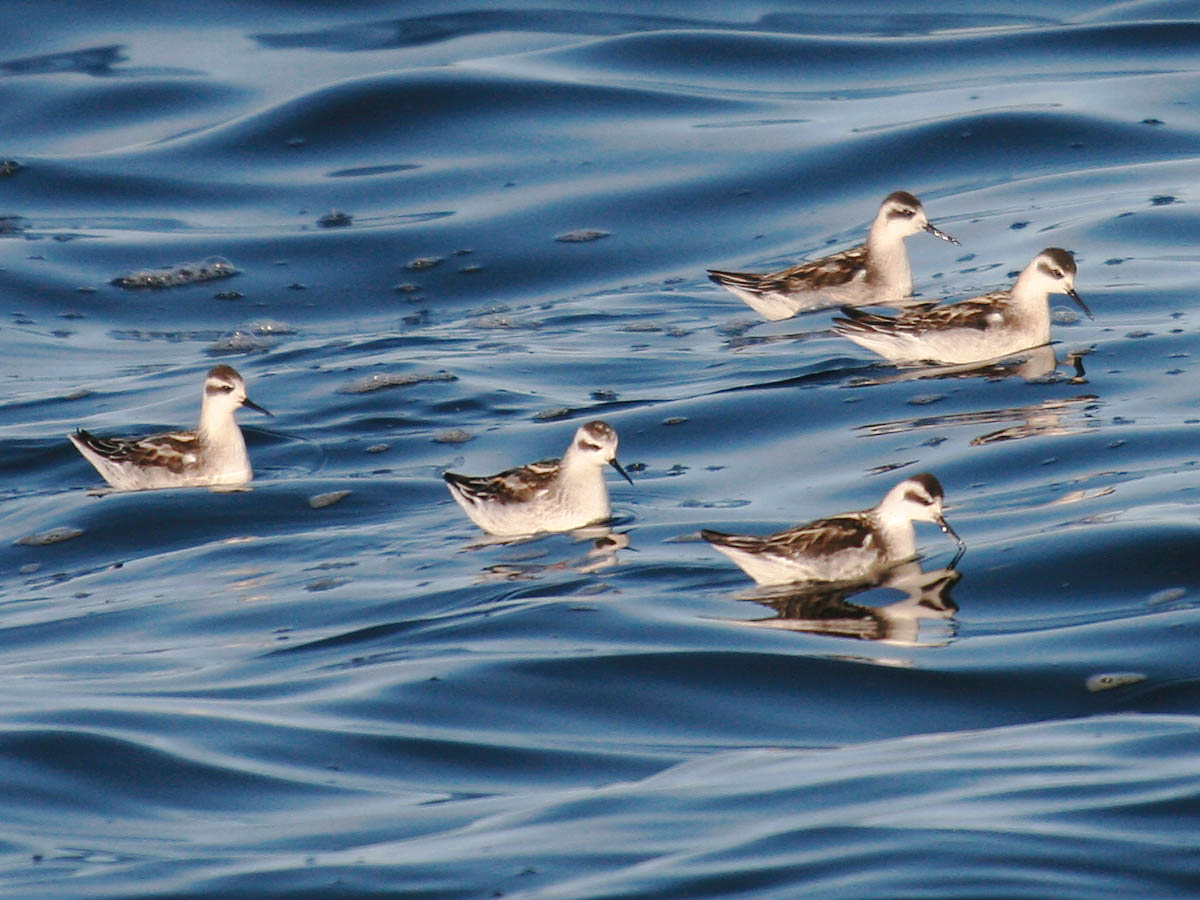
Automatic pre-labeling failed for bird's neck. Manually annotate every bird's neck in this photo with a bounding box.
[198,407,241,445]
[1006,274,1054,345]
[865,229,912,293]
[1009,272,1051,309]
[873,509,918,560]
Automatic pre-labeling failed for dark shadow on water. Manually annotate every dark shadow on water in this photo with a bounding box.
[0,45,126,77]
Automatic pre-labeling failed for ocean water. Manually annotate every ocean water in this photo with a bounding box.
[3,2,1200,897]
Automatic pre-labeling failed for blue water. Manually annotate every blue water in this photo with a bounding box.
[3,2,1200,897]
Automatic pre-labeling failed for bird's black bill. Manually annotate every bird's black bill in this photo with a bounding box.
[937,515,966,551]
[924,222,960,245]
[610,458,634,486]
[1067,287,1094,321]
[242,397,273,417]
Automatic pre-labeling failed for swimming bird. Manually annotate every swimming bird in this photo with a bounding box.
[707,191,959,320]
[69,365,271,491]
[833,247,1090,365]
[701,473,964,586]
[444,420,634,536]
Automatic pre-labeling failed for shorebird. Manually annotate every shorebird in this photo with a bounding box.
[69,365,270,491]
[702,473,964,586]
[444,420,634,536]
[834,247,1089,365]
[707,191,958,320]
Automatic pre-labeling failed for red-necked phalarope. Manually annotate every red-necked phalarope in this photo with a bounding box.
[69,365,271,491]
[707,191,959,320]
[443,420,634,537]
[702,473,964,586]
[834,247,1090,365]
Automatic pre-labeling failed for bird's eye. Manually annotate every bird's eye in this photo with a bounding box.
[220,384,235,393]
[1051,269,1063,278]
[900,208,915,218]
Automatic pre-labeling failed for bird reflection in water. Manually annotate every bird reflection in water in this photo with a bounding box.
[475,527,631,581]
[738,556,963,648]
[847,343,1091,385]
[856,392,1099,447]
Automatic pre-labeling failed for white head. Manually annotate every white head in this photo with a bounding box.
[878,473,964,549]
[201,365,271,420]
[568,420,633,484]
[875,191,959,245]
[1019,248,1091,318]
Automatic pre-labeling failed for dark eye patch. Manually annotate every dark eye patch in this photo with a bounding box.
[903,489,932,505]
[577,440,603,452]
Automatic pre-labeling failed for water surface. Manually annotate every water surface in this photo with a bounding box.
[2,2,1200,897]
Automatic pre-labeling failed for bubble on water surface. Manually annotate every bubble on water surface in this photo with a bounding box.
[906,394,946,406]
[308,491,352,509]
[15,526,85,546]
[405,256,443,270]
[113,257,239,290]
[1085,672,1147,692]
[208,331,274,354]
[555,229,611,242]
[339,371,457,393]
[245,320,294,335]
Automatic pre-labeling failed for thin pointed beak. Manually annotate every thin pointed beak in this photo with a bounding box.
[1066,286,1093,321]
[924,222,960,245]
[609,458,634,487]
[937,514,966,552]
[242,397,273,417]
